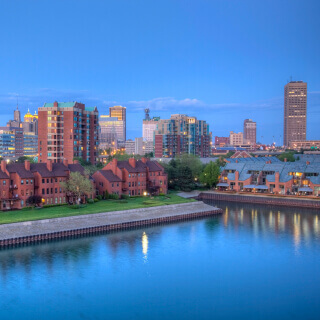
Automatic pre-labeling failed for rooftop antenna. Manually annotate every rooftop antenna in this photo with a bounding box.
[144,108,150,120]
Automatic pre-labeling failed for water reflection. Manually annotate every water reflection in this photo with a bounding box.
[204,200,320,250]
[142,232,148,261]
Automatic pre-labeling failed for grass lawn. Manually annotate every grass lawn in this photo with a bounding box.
[0,194,196,225]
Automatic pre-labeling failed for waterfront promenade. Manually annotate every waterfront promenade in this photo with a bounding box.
[0,201,221,247]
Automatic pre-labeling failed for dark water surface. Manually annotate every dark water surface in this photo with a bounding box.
[0,200,320,320]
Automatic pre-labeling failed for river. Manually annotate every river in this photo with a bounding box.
[0,200,319,320]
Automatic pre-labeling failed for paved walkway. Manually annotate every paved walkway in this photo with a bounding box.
[0,201,220,241]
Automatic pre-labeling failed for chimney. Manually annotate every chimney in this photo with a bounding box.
[129,158,136,168]
[235,159,238,163]
[275,172,280,183]
[141,157,147,164]
[53,101,58,107]
[24,160,30,171]
[112,158,118,174]
[1,160,6,172]
[284,158,287,162]
[63,159,68,167]
[47,159,53,171]
[306,161,310,165]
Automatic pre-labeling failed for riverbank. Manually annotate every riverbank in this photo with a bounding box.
[198,191,320,209]
[0,201,222,247]
[0,194,195,225]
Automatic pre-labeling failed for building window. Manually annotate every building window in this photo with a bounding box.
[42,178,45,183]
[55,198,58,204]
[47,179,49,183]
[55,188,58,193]
[30,180,33,184]
[21,200,24,207]
[3,180,6,185]
[21,180,24,185]
[21,190,24,196]
[26,180,29,185]
[42,188,45,195]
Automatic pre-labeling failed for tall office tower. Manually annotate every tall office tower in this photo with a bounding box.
[38,101,99,164]
[154,114,211,158]
[0,127,24,158]
[99,115,124,149]
[109,106,126,142]
[284,81,307,146]
[243,119,256,145]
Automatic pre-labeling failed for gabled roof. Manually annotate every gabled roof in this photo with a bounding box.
[0,170,9,179]
[6,164,34,179]
[145,160,163,172]
[68,164,85,175]
[117,161,146,173]
[30,163,70,177]
[99,170,122,182]
[30,163,55,177]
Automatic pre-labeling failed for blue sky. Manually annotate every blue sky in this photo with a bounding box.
[0,0,319,144]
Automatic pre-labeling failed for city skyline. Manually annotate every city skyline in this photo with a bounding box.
[0,1,319,144]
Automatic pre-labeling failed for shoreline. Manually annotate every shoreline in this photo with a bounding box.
[198,191,320,209]
[0,201,222,248]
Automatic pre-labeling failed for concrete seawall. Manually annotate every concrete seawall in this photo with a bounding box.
[0,201,222,248]
[198,192,320,209]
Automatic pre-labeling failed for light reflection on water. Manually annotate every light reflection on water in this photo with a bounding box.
[0,201,319,320]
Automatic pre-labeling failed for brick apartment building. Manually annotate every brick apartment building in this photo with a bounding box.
[38,101,99,164]
[0,159,90,210]
[93,158,167,197]
[0,158,168,210]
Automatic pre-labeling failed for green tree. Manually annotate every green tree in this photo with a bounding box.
[178,154,203,179]
[176,165,194,191]
[26,195,42,208]
[277,152,295,162]
[60,172,93,205]
[17,156,36,163]
[200,161,220,188]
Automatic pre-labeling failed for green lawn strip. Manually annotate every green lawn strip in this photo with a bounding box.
[0,195,196,225]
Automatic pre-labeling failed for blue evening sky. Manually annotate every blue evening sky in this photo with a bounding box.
[0,0,319,144]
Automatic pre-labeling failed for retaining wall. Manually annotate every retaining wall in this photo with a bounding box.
[198,192,320,209]
[0,202,222,248]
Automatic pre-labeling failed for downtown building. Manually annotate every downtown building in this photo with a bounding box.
[243,119,256,145]
[99,106,126,150]
[154,114,211,158]
[284,81,307,146]
[0,107,38,159]
[38,102,99,164]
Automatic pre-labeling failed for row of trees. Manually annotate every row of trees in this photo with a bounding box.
[161,154,221,192]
